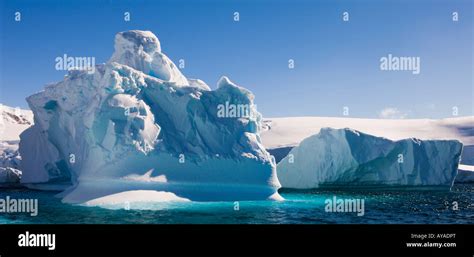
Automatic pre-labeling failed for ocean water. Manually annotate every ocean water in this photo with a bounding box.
[0,184,473,224]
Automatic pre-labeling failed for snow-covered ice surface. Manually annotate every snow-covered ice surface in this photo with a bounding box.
[0,139,24,185]
[277,128,463,190]
[261,116,474,148]
[0,167,22,184]
[0,104,33,141]
[455,165,474,183]
[19,30,280,203]
[458,164,474,171]
[0,105,33,185]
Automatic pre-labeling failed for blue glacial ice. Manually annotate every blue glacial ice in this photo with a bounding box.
[19,30,281,203]
[277,128,463,190]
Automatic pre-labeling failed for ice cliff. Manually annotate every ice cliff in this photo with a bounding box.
[277,128,463,190]
[19,30,281,203]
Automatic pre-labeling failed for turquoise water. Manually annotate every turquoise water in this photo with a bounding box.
[0,184,473,224]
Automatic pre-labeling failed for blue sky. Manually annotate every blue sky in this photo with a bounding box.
[0,0,472,118]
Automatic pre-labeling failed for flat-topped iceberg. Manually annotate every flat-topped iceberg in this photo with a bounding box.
[277,128,463,190]
[455,165,474,184]
[19,30,281,203]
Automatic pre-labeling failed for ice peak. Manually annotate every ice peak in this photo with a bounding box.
[109,30,189,86]
[114,30,161,54]
[217,76,235,88]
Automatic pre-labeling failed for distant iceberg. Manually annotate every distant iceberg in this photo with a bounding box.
[0,105,33,186]
[0,167,21,184]
[455,165,474,184]
[19,30,281,203]
[277,128,463,190]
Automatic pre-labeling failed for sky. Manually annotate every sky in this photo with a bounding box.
[0,0,472,118]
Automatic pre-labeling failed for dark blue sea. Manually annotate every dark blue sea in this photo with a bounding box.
[0,184,473,224]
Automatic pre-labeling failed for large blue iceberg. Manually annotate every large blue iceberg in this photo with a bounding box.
[19,30,281,203]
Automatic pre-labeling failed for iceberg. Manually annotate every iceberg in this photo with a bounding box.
[0,145,22,185]
[0,167,21,184]
[19,30,280,203]
[0,105,32,185]
[277,128,463,190]
[455,165,474,184]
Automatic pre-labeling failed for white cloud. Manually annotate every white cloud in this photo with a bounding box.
[378,107,408,119]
